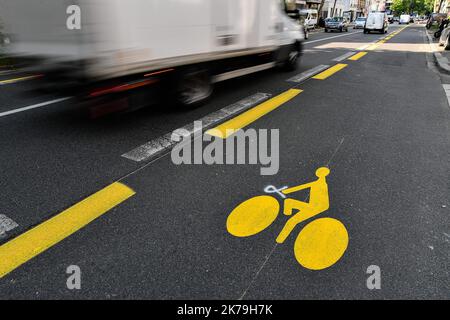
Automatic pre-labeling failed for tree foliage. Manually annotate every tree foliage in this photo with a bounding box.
[391,0,434,14]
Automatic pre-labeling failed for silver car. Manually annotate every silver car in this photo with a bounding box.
[325,17,349,32]
[354,17,366,29]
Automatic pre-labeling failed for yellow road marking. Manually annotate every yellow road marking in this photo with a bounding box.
[366,44,379,51]
[226,167,349,270]
[348,51,368,61]
[0,75,41,85]
[227,196,280,237]
[294,218,348,270]
[0,182,135,278]
[206,89,302,139]
[312,63,348,80]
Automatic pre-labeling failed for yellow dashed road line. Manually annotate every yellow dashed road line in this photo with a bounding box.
[206,89,302,139]
[0,182,136,278]
[312,64,348,80]
[348,51,368,61]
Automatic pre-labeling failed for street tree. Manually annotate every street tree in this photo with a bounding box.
[391,0,434,14]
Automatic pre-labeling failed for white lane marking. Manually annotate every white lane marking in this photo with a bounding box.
[333,51,356,61]
[122,93,272,162]
[286,64,330,83]
[442,84,450,106]
[304,31,361,45]
[0,97,71,118]
[0,214,18,238]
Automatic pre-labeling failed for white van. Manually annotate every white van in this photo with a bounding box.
[299,9,318,30]
[364,12,389,34]
[399,14,411,24]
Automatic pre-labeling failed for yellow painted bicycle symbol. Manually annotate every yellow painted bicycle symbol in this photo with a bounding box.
[226,167,349,270]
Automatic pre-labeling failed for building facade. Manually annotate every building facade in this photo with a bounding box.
[321,0,346,18]
[343,0,359,20]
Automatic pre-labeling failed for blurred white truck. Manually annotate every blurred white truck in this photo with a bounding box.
[0,0,304,108]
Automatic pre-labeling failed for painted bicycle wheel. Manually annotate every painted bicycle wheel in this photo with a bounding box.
[226,196,279,237]
[294,218,348,270]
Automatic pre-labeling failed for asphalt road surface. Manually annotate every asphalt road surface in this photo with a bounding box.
[0,25,449,299]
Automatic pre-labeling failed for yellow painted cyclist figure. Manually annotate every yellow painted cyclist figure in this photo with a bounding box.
[227,167,348,270]
[276,167,330,244]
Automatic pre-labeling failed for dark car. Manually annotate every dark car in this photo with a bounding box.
[325,17,349,32]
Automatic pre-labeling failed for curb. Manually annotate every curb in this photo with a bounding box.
[425,30,450,74]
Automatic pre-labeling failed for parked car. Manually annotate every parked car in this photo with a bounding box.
[364,12,388,34]
[325,17,349,32]
[354,17,366,29]
[399,14,411,24]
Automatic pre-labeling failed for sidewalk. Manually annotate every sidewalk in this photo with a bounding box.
[425,27,450,74]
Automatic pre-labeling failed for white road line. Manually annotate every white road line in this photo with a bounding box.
[286,64,330,83]
[122,93,272,162]
[0,214,18,238]
[442,84,450,107]
[333,51,356,61]
[304,31,361,45]
[0,97,71,118]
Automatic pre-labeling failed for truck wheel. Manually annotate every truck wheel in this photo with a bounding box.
[175,68,213,108]
[364,29,368,34]
[283,42,301,71]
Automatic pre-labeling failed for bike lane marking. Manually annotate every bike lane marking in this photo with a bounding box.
[312,63,348,80]
[348,51,368,61]
[206,89,302,139]
[333,51,356,62]
[122,93,272,162]
[365,26,408,51]
[227,167,349,271]
[0,182,135,278]
[287,65,330,83]
[237,138,347,299]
